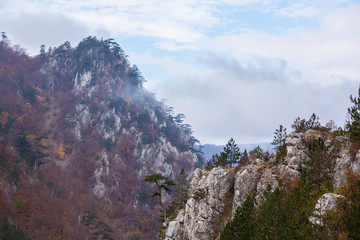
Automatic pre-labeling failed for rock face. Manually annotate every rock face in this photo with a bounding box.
[166,167,235,240]
[309,193,346,226]
[166,130,360,240]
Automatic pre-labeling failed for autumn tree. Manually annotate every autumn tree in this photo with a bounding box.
[144,173,175,223]
[341,176,360,240]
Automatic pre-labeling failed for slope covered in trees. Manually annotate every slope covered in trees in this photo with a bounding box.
[0,35,204,239]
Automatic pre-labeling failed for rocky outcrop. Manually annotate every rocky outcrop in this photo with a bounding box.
[309,193,346,226]
[166,130,360,240]
[232,165,263,211]
[166,167,235,240]
[284,132,309,170]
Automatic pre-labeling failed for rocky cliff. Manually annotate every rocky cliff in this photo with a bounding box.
[165,130,360,240]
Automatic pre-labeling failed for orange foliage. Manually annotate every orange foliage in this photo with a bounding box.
[57,142,66,160]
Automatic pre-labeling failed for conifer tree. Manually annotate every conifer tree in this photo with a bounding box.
[272,125,287,161]
[223,138,241,167]
[166,169,189,221]
[283,171,317,239]
[255,185,288,240]
[347,87,360,142]
[219,192,256,240]
[144,173,175,223]
[249,145,264,161]
[239,149,249,166]
[308,137,337,190]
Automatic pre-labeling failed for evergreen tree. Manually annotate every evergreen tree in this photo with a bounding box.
[166,169,189,221]
[144,173,175,223]
[283,171,317,239]
[219,193,256,240]
[0,214,31,240]
[239,149,249,166]
[249,146,264,161]
[347,86,360,142]
[204,155,216,171]
[272,125,287,161]
[223,138,241,167]
[291,113,320,133]
[255,185,288,240]
[308,137,337,190]
[40,44,45,61]
[79,210,114,240]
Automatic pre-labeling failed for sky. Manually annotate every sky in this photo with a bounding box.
[1,0,360,145]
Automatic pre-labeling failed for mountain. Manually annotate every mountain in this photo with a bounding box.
[166,129,360,239]
[0,36,204,239]
[202,142,273,160]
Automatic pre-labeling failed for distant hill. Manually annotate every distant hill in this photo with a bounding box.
[202,142,273,160]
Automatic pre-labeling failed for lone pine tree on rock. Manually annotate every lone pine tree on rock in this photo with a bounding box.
[144,173,175,223]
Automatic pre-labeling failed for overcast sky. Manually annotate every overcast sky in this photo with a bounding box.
[1,0,360,145]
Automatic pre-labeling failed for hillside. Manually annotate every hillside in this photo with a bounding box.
[0,36,203,239]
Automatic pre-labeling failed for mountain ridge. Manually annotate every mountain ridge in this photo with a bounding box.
[0,36,203,239]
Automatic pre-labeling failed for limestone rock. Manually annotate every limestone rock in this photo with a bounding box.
[166,167,235,240]
[255,168,279,205]
[277,164,299,184]
[309,193,346,226]
[333,135,352,189]
[232,165,263,212]
[284,132,309,170]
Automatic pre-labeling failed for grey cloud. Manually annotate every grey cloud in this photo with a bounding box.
[0,11,90,54]
[160,55,357,144]
[197,52,289,83]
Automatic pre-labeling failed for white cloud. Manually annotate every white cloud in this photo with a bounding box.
[157,53,357,144]
[201,3,360,86]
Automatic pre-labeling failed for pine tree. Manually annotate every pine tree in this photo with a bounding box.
[283,171,317,239]
[219,192,256,240]
[347,87,360,142]
[144,173,175,223]
[239,149,249,166]
[255,185,288,240]
[223,138,241,167]
[249,146,264,161]
[308,137,337,190]
[272,125,287,161]
[166,169,189,221]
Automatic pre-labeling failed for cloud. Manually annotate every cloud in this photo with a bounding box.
[0,10,90,54]
[157,52,357,144]
[197,52,295,83]
[201,3,360,86]
[1,0,217,47]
